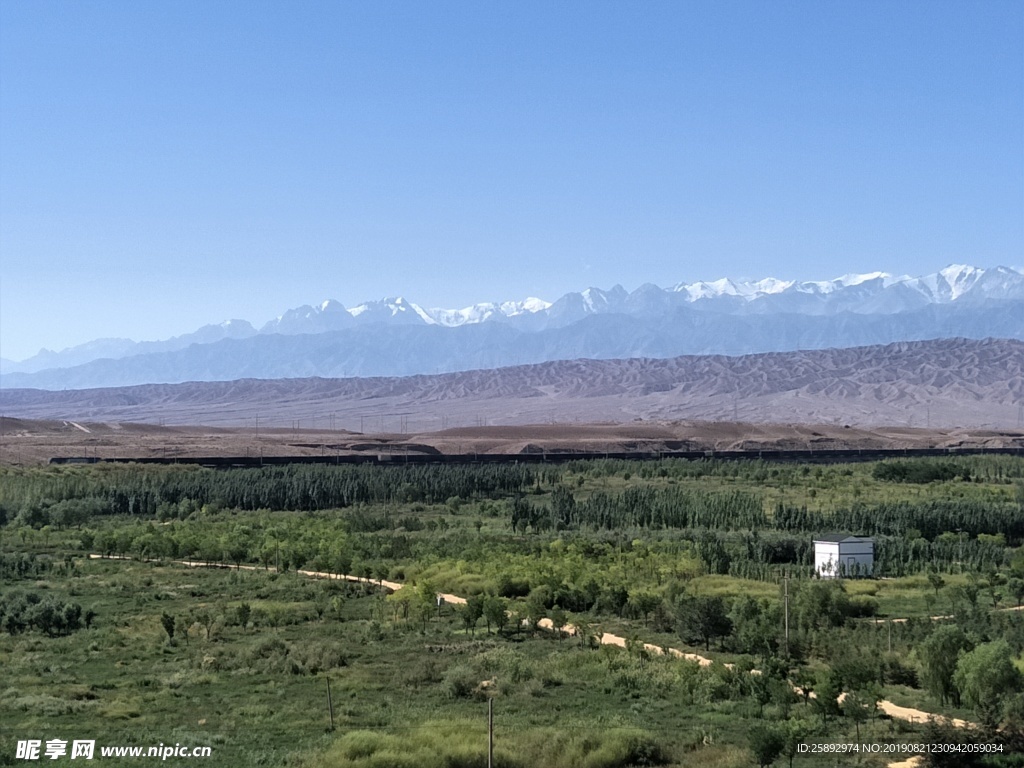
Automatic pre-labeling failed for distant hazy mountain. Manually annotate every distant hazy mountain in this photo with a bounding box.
[3,265,1023,389]
[2,320,257,375]
[2,338,1021,431]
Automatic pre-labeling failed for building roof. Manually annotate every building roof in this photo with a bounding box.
[813,534,873,544]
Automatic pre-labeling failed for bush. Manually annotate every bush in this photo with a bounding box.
[579,731,667,768]
[442,663,479,700]
[0,589,86,636]
[872,461,969,484]
[496,574,531,599]
[848,596,879,618]
[292,642,348,674]
[881,654,919,687]
[474,647,533,684]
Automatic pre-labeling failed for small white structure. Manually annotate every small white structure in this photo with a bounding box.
[814,534,874,578]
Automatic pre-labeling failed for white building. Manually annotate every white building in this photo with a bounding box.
[813,534,874,578]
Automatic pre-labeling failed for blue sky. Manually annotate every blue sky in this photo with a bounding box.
[1,1,1021,361]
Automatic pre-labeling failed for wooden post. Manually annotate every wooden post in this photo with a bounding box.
[783,572,790,657]
[327,677,334,731]
[487,697,493,768]
[887,620,892,654]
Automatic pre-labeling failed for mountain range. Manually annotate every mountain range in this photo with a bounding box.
[2,338,1021,430]
[3,264,1023,389]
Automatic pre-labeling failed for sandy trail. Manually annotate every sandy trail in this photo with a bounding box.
[87,554,465,603]
[887,758,923,768]
[873,615,953,624]
[88,554,973,733]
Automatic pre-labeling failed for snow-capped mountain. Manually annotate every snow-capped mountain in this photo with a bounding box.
[664,265,1024,313]
[3,264,1022,387]
[252,264,1024,337]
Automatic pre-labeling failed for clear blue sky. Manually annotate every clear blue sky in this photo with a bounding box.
[1,1,1021,361]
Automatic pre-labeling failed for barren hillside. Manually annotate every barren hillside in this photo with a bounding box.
[1,338,1021,434]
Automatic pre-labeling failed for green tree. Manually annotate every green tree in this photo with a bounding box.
[813,673,842,726]
[918,625,972,706]
[235,602,251,631]
[750,672,773,718]
[573,616,598,649]
[329,595,346,622]
[748,723,785,768]
[193,607,219,641]
[461,595,484,636]
[781,719,814,768]
[795,581,850,631]
[507,605,525,637]
[525,589,548,631]
[953,640,1023,730]
[628,590,661,627]
[160,612,175,644]
[414,582,438,631]
[175,615,191,645]
[675,594,732,651]
[1008,577,1024,609]
[386,588,413,622]
[792,667,815,709]
[842,687,878,744]
[483,595,508,635]
[221,530,249,569]
[549,606,567,640]
[729,595,779,656]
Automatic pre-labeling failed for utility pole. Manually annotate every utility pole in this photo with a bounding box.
[887,620,892,654]
[783,572,790,658]
[326,678,334,730]
[487,698,494,768]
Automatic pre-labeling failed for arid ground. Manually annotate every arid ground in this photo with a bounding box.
[2,416,1022,466]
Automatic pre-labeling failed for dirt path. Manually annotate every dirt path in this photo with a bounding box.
[88,554,972,732]
[87,554,466,604]
[873,605,1023,626]
[873,615,953,624]
[887,758,923,768]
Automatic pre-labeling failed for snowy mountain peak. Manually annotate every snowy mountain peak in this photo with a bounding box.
[581,286,622,312]
[4,264,1020,377]
[751,277,795,294]
[250,265,1022,340]
[520,297,552,312]
[835,271,892,287]
[937,264,982,300]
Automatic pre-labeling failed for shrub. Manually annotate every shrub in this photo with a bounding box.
[442,663,479,700]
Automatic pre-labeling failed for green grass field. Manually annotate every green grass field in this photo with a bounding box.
[1,555,954,768]
[2,457,1022,766]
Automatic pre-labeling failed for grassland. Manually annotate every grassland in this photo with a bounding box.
[1,456,1022,767]
[0,555,938,768]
